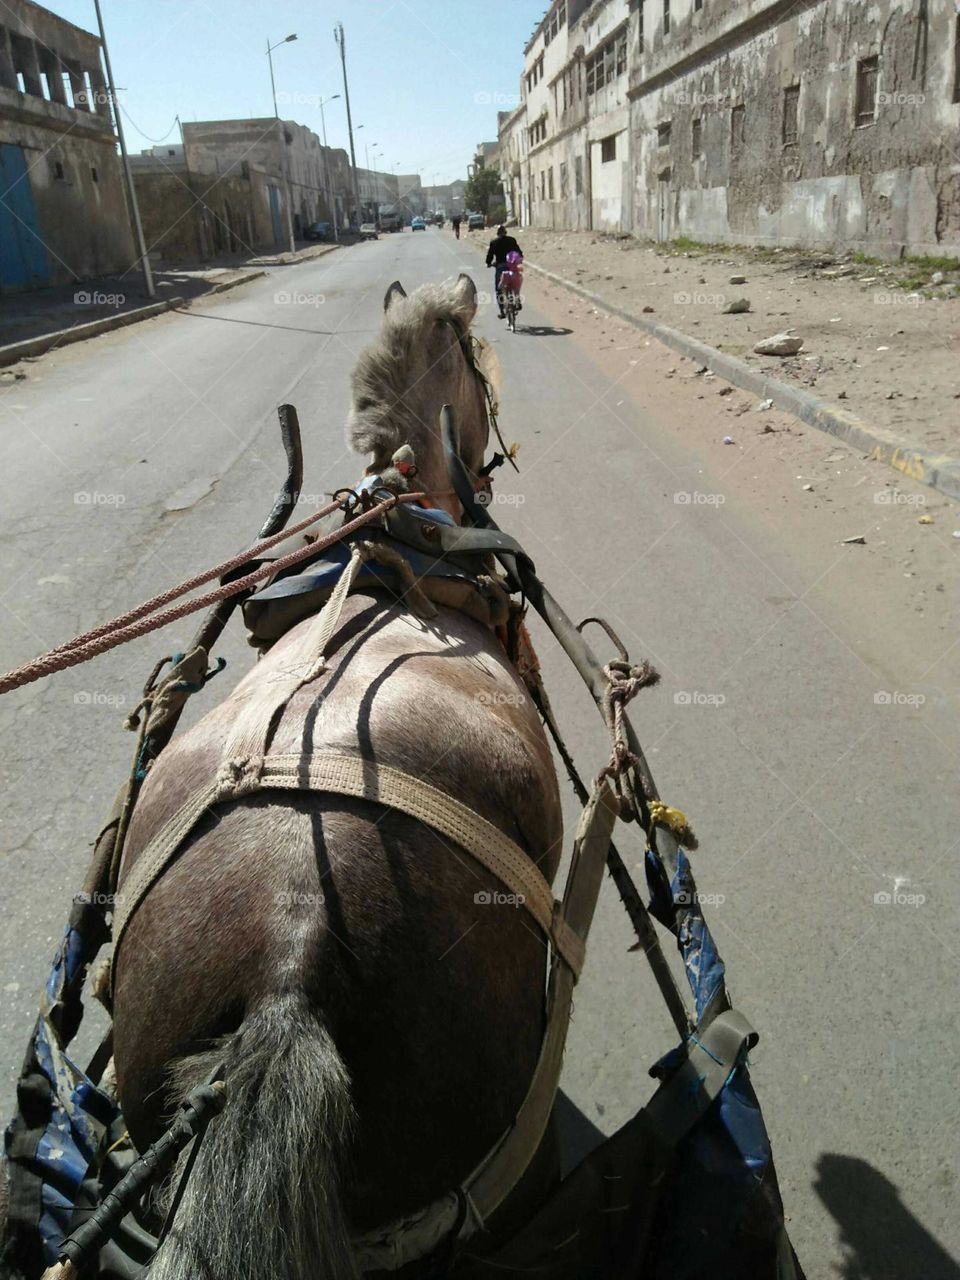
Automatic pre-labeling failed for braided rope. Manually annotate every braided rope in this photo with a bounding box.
[0,492,428,696]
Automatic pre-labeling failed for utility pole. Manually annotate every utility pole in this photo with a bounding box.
[318,93,340,239]
[334,22,362,230]
[267,34,298,253]
[93,0,154,298]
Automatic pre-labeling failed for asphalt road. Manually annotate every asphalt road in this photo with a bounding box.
[1,227,958,1279]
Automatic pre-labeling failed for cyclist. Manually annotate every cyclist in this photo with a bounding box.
[485,225,523,318]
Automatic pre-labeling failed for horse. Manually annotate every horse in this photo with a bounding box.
[109,273,565,1279]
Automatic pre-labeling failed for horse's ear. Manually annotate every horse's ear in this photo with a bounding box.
[452,273,478,324]
[383,281,407,312]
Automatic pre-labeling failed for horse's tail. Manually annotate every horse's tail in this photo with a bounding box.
[149,991,358,1280]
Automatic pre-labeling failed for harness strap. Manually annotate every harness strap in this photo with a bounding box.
[112,753,584,983]
[353,781,618,1273]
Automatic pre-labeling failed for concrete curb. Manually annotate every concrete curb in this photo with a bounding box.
[0,268,266,369]
[527,261,960,506]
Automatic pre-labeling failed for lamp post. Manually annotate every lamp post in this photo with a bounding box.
[334,22,363,231]
[267,33,297,253]
[93,0,154,297]
[317,93,340,238]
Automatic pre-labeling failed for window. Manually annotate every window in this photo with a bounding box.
[616,31,628,77]
[856,56,879,126]
[692,117,702,155]
[585,27,629,95]
[574,155,584,195]
[664,0,671,35]
[53,160,65,180]
[782,84,800,145]
[540,170,546,200]
[639,0,645,53]
[955,16,960,103]
[731,103,746,152]
[90,166,98,182]
[549,168,555,199]
[694,0,703,9]
[560,160,569,197]
[657,120,672,147]
[601,134,617,163]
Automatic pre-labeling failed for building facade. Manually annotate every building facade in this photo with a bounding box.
[631,0,960,256]
[0,0,133,291]
[498,0,960,257]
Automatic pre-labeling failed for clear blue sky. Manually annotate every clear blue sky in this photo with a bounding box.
[38,0,547,182]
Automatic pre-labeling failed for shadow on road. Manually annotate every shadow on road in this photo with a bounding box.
[814,1153,960,1280]
[554,1089,606,1177]
[514,325,573,337]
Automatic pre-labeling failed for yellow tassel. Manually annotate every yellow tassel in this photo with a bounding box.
[647,800,688,836]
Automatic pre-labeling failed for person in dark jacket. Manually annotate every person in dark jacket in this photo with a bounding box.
[485,226,522,317]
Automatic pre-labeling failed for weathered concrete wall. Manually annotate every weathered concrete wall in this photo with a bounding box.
[182,119,346,241]
[629,0,960,257]
[0,0,133,289]
[131,161,278,262]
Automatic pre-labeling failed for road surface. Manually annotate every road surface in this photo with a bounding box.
[1,226,958,1279]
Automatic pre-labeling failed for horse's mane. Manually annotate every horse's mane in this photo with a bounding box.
[347,279,485,465]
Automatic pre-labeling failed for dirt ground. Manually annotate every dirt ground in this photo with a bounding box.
[505,259,960,678]
[515,229,960,458]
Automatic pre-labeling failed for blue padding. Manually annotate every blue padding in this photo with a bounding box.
[644,847,726,1021]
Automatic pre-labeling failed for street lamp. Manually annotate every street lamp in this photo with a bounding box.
[317,93,340,238]
[267,33,297,253]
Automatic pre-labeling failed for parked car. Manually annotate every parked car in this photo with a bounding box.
[467,212,485,230]
[303,221,334,241]
[359,222,379,240]
[411,216,426,232]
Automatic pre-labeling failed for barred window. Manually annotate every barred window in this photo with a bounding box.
[855,56,879,126]
[783,84,800,145]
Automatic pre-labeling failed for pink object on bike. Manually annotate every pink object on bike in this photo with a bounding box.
[499,251,523,296]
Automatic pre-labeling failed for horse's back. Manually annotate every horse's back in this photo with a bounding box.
[113,592,563,1229]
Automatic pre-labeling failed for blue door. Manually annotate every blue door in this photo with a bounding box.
[268,184,284,249]
[0,144,49,290]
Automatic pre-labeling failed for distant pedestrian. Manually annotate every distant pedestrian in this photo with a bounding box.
[451,213,462,239]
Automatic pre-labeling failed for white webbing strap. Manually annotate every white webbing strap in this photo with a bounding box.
[352,781,618,1273]
[112,754,591,985]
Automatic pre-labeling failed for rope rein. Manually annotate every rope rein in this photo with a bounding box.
[0,491,431,697]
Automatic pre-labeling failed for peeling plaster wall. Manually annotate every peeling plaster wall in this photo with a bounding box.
[0,0,132,288]
[629,0,960,257]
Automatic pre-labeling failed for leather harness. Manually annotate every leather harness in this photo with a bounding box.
[112,528,620,1273]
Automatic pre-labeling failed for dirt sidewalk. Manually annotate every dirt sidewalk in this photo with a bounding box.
[516,230,960,458]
